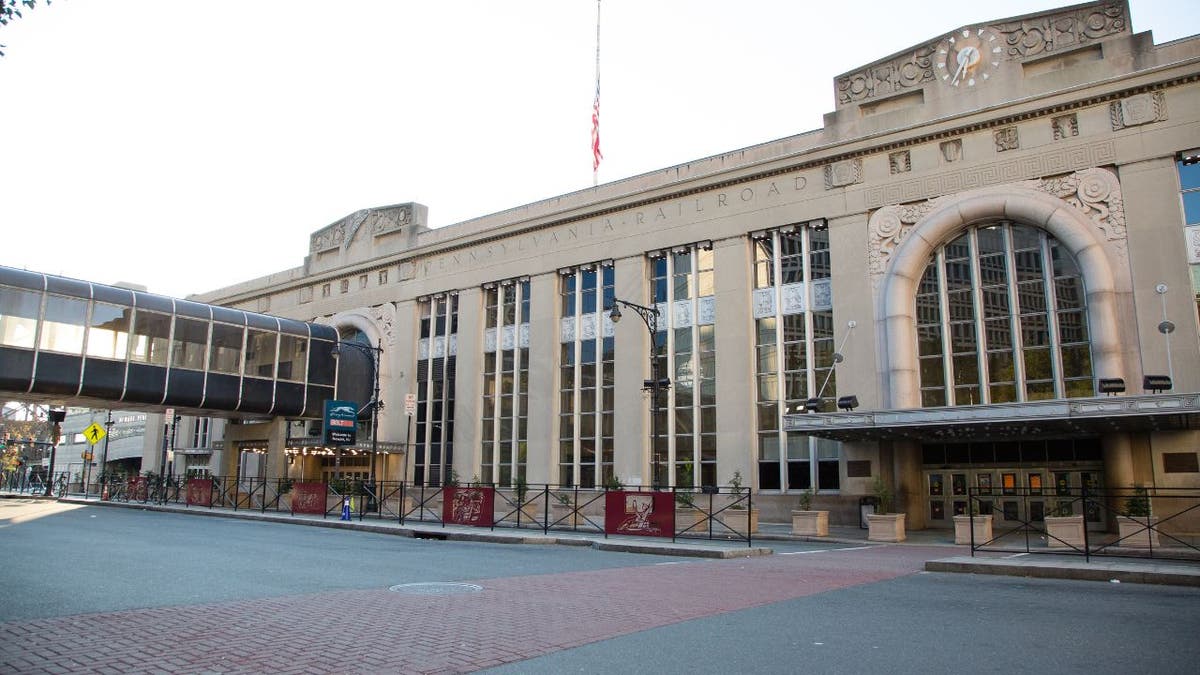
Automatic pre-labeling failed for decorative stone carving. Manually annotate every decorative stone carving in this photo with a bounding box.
[698,296,716,325]
[371,206,412,236]
[867,167,1126,285]
[580,313,597,341]
[993,2,1127,59]
[834,4,1126,107]
[1186,226,1200,264]
[449,334,458,357]
[1110,92,1167,130]
[825,159,863,189]
[673,300,693,329]
[890,151,911,175]
[371,302,397,346]
[780,283,806,315]
[812,279,833,311]
[1053,114,1079,140]
[752,288,775,319]
[994,127,1020,152]
[835,44,938,106]
[310,204,414,252]
[940,139,962,164]
[865,140,1116,208]
[1038,167,1126,242]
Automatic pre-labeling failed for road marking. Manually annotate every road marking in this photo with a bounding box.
[780,550,830,555]
[1006,552,1030,558]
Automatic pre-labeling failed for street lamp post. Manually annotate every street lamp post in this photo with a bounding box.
[331,338,384,502]
[607,298,671,488]
[99,411,113,498]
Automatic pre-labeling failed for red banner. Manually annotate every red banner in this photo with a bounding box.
[443,487,495,526]
[291,482,327,515]
[185,478,212,507]
[604,491,674,538]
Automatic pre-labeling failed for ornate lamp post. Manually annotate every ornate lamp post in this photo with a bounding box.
[608,299,671,487]
[331,338,384,498]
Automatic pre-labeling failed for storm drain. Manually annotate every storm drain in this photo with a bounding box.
[388,582,484,595]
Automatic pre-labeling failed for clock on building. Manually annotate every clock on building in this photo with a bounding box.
[937,27,1003,88]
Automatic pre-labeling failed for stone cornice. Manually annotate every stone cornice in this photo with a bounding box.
[209,62,1200,308]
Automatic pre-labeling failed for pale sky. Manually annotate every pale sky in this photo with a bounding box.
[2,0,1197,299]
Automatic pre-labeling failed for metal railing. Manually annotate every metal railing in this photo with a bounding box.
[966,485,1200,562]
[50,476,758,544]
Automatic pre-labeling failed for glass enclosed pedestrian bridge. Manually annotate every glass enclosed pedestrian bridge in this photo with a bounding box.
[0,265,368,418]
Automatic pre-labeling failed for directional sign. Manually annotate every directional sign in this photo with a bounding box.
[83,422,107,445]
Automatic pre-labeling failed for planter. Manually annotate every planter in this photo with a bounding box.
[866,513,906,542]
[721,508,759,534]
[1116,515,1160,548]
[550,504,589,528]
[791,510,829,537]
[953,514,993,545]
[1044,514,1085,549]
[675,506,709,532]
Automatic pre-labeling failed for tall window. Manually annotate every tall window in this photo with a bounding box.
[558,263,615,487]
[481,278,530,486]
[1178,155,1200,313]
[650,244,716,488]
[752,222,840,493]
[415,294,458,485]
[917,222,1093,405]
[190,417,211,448]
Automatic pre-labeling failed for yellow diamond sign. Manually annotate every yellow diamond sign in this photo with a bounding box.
[83,422,107,445]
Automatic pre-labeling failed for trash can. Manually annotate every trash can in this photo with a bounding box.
[859,496,879,529]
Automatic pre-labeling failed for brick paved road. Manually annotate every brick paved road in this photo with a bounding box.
[0,544,936,674]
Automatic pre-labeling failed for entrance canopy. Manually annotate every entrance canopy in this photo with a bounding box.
[783,393,1200,442]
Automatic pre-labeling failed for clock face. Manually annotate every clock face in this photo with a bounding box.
[937,27,1002,88]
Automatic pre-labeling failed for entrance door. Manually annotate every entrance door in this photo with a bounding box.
[924,467,1104,530]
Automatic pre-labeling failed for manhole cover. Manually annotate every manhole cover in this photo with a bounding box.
[388,582,483,595]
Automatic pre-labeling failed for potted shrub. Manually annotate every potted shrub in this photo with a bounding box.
[1116,486,1159,548]
[1044,500,1085,549]
[674,465,706,531]
[720,470,759,534]
[866,476,906,542]
[953,499,992,545]
[550,490,585,528]
[791,488,829,537]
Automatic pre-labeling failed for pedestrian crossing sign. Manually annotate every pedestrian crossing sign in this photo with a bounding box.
[83,422,107,445]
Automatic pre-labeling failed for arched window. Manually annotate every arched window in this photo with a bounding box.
[916,222,1093,407]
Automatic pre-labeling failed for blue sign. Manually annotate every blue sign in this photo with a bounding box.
[324,399,358,446]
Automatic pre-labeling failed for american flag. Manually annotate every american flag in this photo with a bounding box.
[591,80,602,172]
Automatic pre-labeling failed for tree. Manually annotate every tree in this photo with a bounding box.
[1,0,54,57]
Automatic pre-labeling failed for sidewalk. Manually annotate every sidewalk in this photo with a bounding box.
[26,494,1200,587]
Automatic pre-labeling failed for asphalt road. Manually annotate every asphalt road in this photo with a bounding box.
[0,499,685,621]
[2,498,1199,674]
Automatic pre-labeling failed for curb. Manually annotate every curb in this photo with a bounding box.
[925,555,1200,587]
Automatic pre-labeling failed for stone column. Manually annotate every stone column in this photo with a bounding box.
[525,272,558,484]
[712,238,755,488]
[612,256,648,487]
[452,288,483,484]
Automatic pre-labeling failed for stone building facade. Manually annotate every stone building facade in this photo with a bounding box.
[187,1,1200,528]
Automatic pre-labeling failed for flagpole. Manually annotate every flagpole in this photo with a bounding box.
[592,0,602,186]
